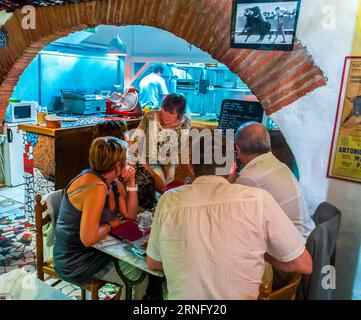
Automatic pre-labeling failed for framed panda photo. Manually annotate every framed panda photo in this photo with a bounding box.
[230,0,302,51]
[0,28,8,49]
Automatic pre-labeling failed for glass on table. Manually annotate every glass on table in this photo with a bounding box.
[137,211,153,248]
[37,106,48,126]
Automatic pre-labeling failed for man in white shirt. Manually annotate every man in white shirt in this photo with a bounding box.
[139,64,169,108]
[146,137,312,300]
[234,122,315,238]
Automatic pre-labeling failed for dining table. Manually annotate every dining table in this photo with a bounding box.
[93,234,164,300]
[0,268,72,300]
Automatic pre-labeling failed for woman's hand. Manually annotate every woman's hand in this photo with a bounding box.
[121,164,136,187]
[109,217,122,230]
[118,166,139,220]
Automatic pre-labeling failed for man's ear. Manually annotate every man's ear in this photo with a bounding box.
[188,163,195,178]
[235,144,241,157]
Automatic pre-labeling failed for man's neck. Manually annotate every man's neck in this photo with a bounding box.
[241,153,263,166]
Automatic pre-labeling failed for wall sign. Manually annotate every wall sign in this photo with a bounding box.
[218,99,264,176]
[218,99,264,134]
[230,0,301,51]
[328,56,361,183]
[0,28,7,49]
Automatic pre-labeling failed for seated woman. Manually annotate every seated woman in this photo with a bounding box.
[53,137,148,299]
[130,93,192,192]
[92,120,157,211]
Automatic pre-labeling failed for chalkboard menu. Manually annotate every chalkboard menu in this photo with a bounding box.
[218,99,264,134]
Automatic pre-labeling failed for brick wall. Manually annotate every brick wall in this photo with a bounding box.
[0,0,327,128]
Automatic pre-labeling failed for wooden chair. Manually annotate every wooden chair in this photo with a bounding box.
[258,273,302,300]
[34,194,122,300]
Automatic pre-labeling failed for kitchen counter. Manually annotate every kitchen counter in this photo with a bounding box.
[18,116,141,137]
[19,116,141,219]
[19,118,217,136]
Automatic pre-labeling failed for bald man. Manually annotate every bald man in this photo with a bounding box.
[234,122,315,238]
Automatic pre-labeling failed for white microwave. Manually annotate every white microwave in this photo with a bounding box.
[5,101,38,123]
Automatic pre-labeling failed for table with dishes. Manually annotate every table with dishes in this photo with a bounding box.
[92,212,164,300]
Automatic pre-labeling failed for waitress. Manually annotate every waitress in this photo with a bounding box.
[130,93,191,191]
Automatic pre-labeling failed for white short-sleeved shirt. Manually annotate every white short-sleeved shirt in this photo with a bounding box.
[139,73,169,107]
[147,176,306,300]
[236,152,315,238]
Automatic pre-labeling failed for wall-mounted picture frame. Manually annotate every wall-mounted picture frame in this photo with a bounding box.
[327,56,361,184]
[230,0,302,51]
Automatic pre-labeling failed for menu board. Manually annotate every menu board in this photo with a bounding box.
[218,99,264,176]
[218,99,264,134]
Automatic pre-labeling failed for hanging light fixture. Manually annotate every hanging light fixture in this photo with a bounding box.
[107,27,127,56]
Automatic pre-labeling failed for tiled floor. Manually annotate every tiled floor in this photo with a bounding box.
[0,185,120,300]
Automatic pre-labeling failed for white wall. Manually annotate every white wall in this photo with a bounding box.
[0,11,11,26]
[271,0,361,299]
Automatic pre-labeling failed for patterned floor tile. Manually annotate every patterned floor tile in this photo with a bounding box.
[0,188,125,300]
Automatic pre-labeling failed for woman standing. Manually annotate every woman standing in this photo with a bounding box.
[130,93,191,192]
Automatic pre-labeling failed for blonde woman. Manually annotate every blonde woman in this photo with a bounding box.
[54,137,147,299]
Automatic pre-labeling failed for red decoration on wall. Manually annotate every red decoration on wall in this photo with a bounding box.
[23,142,34,175]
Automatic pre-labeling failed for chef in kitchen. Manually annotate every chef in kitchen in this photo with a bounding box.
[138,64,169,109]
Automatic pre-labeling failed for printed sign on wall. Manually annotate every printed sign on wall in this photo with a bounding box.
[230,0,301,51]
[328,56,361,183]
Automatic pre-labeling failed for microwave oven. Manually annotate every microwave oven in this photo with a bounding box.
[5,101,38,123]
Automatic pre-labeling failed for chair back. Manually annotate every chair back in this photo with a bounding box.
[297,202,341,300]
[34,194,50,281]
[258,273,301,300]
[313,202,341,227]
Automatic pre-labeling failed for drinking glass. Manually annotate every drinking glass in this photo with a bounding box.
[137,211,152,247]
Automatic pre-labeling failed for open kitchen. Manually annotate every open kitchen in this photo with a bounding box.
[3,25,295,219]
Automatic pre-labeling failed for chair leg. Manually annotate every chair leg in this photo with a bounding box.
[91,284,99,300]
[81,289,87,300]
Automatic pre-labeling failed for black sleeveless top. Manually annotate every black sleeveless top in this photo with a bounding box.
[53,169,120,285]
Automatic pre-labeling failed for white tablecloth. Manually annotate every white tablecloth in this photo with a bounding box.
[93,235,163,277]
[0,268,72,300]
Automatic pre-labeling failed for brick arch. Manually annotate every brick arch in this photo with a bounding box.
[0,0,326,127]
